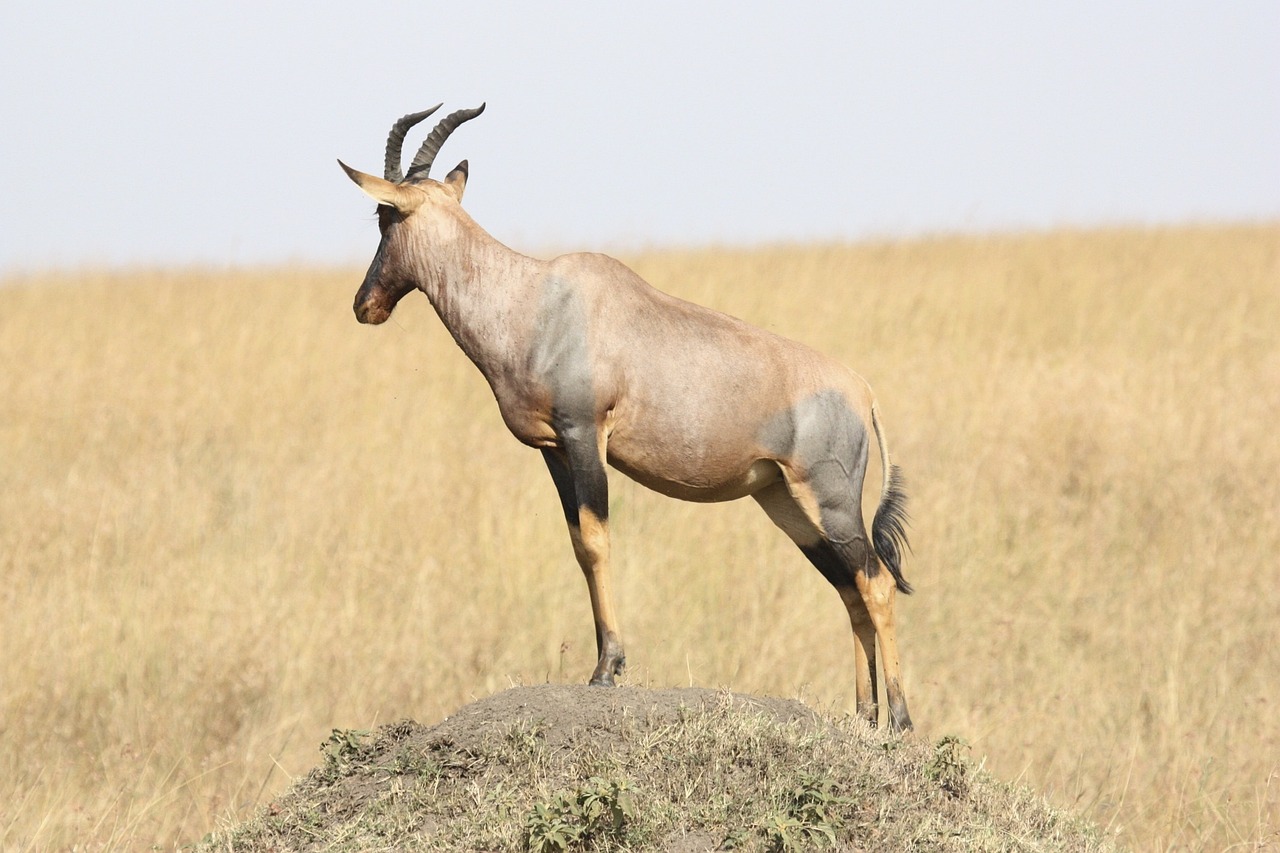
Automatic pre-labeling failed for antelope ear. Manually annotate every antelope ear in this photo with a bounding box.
[337,160,425,214]
[443,160,469,201]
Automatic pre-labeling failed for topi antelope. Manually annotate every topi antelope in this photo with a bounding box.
[338,103,915,731]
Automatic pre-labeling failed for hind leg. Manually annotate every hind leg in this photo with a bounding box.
[756,472,913,732]
[843,592,881,726]
[752,481,879,725]
[855,566,912,732]
[791,469,913,732]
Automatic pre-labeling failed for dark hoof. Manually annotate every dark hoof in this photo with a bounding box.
[589,650,625,686]
[887,681,913,734]
[888,707,914,735]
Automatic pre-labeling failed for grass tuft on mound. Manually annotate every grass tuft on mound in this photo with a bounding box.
[199,685,1113,852]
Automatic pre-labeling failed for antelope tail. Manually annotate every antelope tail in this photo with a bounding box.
[870,403,913,594]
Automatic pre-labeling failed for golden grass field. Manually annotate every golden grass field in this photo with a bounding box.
[1,224,1277,850]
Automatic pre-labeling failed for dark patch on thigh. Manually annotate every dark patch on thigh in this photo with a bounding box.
[800,541,858,591]
[761,390,871,543]
[541,448,581,527]
[570,447,609,522]
[550,410,609,522]
[543,431,609,524]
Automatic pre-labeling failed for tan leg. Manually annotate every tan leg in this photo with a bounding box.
[855,567,912,732]
[571,505,625,685]
[541,433,625,686]
[841,589,880,726]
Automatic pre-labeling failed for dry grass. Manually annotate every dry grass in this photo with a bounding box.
[1,224,1276,850]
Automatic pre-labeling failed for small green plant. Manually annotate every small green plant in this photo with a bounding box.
[924,734,970,798]
[320,728,371,780]
[760,772,848,850]
[761,813,811,851]
[787,772,848,832]
[525,777,635,852]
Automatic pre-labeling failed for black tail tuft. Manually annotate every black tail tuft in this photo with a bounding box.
[872,465,913,594]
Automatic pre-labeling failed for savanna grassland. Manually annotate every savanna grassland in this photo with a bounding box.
[1,224,1277,850]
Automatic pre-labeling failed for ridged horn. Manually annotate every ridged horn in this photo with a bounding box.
[405,103,486,182]
[384,104,442,182]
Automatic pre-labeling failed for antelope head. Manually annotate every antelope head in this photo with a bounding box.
[339,103,486,324]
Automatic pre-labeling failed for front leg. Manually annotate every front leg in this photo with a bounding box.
[541,434,625,686]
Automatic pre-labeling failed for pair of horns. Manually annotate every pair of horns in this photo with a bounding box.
[383,102,486,183]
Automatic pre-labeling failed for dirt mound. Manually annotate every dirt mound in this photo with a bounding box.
[200,685,1112,852]
[427,684,825,750]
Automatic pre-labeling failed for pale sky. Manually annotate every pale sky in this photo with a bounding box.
[1,1,1277,273]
